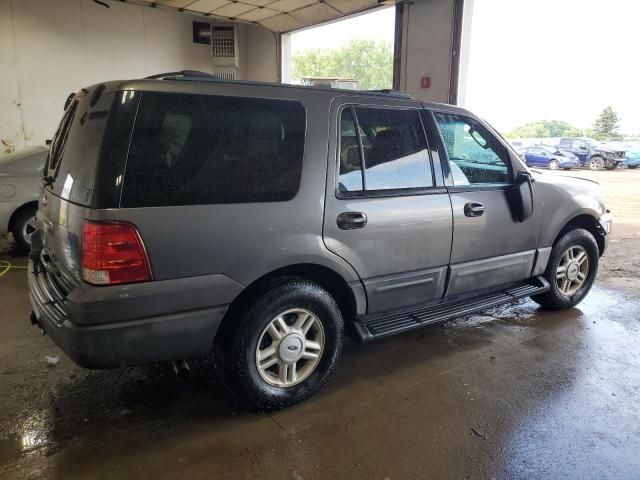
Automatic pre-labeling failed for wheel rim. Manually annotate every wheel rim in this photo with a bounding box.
[255,308,325,388]
[22,217,37,245]
[590,158,603,170]
[549,160,559,170]
[555,246,589,296]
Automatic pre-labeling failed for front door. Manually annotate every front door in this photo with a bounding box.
[430,110,543,297]
[323,98,453,314]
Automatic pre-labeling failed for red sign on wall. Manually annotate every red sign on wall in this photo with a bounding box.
[421,76,431,89]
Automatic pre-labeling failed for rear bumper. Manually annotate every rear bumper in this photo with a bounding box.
[560,161,579,168]
[28,261,240,368]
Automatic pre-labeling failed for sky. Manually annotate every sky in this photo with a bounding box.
[290,7,395,54]
[463,0,640,134]
[290,1,640,134]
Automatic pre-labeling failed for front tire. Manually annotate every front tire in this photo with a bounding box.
[548,159,560,170]
[11,206,37,251]
[531,228,599,310]
[589,156,604,170]
[221,278,343,411]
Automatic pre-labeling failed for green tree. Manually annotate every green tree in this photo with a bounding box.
[506,120,583,139]
[292,39,393,90]
[591,106,622,141]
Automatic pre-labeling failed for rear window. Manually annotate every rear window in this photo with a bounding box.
[44,91,113,205]
[121,92,306,207]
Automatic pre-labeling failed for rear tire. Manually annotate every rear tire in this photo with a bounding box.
[11,206,37,251]
[531,228,599,310]
[221,277,343,411]
[548,159,560,170]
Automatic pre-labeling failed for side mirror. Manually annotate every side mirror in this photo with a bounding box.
[507,171,534,222]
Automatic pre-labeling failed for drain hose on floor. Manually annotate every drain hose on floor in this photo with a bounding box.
[0,260,28,280]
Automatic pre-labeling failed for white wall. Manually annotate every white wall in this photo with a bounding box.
[0,0,278,151]
[398,0,455,103]
[245,25,279,83]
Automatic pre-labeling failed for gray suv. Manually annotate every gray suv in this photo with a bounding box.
[28,73,612,410]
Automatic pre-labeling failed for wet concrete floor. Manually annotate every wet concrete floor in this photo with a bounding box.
[1,238,639,480]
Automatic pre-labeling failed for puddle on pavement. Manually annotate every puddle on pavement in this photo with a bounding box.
[0,410,51,463]
[0,282,638,469]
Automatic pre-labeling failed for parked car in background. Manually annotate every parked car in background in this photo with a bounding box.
[28,73,611,410]
[0,145,47,250]
[625,150,640,169]
[557,138,625,170]
[522,146,579,170]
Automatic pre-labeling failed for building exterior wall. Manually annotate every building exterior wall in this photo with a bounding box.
[0,0,276,151]
[397,0,457,103]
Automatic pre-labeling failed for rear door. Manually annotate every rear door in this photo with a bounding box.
[323,97,453,314]
[429,109,543,297]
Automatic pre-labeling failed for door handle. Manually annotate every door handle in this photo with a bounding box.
[337,211,368,230]
[464,202,484,217]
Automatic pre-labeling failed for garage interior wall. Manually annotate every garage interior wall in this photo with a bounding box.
[0,0,277,150]
[396,0,458,103]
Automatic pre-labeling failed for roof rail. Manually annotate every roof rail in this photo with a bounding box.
[366,89,412,99]
[140,73,414,100]
[145,70,216,80]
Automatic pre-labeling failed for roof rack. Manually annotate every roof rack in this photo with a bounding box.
[142,72,413,99]
[366,89,412,99]
[145,70,215,80]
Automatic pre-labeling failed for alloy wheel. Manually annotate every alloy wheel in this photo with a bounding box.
[555,246,589,296]
[255,308,325,388]
[22,217,37,245]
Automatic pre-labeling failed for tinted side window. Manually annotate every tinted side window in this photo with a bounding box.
[121,92,306,207]
[45,92,113,205]
[434,112,512,186]
[338,107,433,193]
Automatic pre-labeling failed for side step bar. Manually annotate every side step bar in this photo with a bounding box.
[349,277,550,342]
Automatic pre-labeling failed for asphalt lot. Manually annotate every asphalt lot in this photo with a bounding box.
[0,167,639,480]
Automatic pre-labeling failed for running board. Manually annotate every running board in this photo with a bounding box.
[349,277,550,342]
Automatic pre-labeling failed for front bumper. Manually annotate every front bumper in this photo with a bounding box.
[28,261,240,368]
[598,212,612,256]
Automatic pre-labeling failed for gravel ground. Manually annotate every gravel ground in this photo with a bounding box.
[548,167,640,294]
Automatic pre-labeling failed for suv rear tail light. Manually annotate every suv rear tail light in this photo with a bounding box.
[82,221,152,286]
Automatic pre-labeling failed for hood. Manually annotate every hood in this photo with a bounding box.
[0,145,48,176]
[594,146,617,154]
[597,143,625,154]
[557,149,578,160]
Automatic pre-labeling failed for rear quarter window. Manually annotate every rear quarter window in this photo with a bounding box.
[45,91,114,205]
[121,92,306,207]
